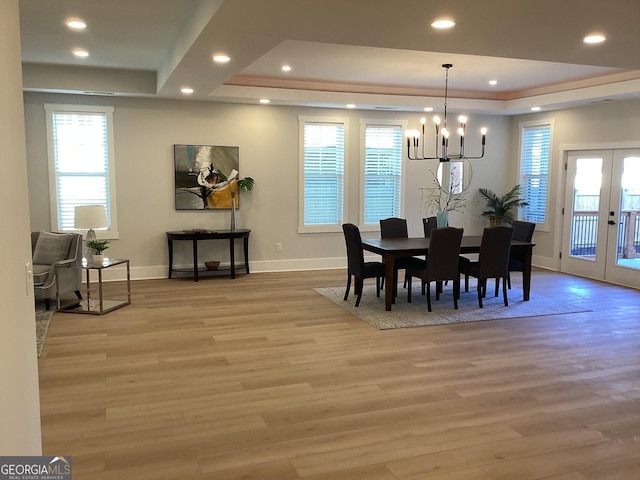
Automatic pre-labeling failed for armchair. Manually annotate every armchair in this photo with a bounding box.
[31,231,83,310]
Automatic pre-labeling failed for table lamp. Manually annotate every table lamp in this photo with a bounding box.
[74,205,108,259]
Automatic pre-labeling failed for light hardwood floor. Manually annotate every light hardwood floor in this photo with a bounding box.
[38,268,640,479]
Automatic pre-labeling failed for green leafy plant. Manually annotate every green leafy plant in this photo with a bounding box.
[237,177,255,192]
[478,185,529,225]
[86,239,110,255]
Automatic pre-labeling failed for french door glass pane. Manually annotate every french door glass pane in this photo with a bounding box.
[570,157,602,260]
[616,156,640,269]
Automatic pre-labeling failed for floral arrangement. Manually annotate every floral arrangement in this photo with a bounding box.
[419,168,469,216]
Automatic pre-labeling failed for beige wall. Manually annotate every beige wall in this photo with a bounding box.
[511,98,640,269]
[1,0,42,454]
[24,92,511,279]
[26,90,640,280]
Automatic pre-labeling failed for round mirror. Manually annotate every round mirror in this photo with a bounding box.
[437,158,472,194]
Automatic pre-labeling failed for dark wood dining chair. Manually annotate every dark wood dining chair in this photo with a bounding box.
[506,220,535,289]
[422,216,448,293]
[406,227,464,311]
[459,226,514,308]
[422,216,438,237]
[342,223,384,307]
[379,217,411,292]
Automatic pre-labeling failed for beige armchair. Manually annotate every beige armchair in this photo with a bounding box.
[31,231,83,310]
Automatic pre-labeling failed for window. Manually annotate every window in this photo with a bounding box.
[362,122,404,225]
[299,117,348,233]
[519,120,553,226]
[45,104,118,238]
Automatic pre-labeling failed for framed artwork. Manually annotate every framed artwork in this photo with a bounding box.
[174,144,240,210]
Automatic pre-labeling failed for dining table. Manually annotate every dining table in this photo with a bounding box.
[362,236,535,311]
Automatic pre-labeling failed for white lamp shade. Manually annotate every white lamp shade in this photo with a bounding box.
[74,205,108,230]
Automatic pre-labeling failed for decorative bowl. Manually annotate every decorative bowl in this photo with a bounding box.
[204,260,220,270]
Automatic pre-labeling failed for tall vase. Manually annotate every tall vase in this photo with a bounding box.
[436,210,449,228]
[230,193,237,231]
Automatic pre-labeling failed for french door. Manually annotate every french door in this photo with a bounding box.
[561,149,640,288]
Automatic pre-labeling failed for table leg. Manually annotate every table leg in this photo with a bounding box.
[230,238,236,279]
[523,246,533,301]
[85,268,91,310]
[98,268,104,314]
[192,239,199,282]
[126,260,131,305]
[383,253,396,311]
[243,235,250,274]
[167,238,174,279]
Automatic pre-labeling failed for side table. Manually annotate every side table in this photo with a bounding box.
[58,258,131,315]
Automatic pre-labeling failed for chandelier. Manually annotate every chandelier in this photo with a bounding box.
[407,64,487,163]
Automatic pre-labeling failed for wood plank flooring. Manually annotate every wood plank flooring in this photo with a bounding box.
[38,269,640,479]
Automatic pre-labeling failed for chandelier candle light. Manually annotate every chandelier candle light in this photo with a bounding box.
[407,64,487,162]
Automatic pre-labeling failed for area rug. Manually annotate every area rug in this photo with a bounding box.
[35,309,53,357]
[314,284,591,330]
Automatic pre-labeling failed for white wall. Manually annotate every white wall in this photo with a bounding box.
[24,92,511,279]
[1,0,43,454]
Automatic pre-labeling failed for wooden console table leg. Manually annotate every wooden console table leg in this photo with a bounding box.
[229,237,236,279]
[167,238,174,279]
[243,235,250,274]
[192,239,199,282]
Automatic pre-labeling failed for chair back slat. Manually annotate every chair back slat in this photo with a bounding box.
[510,220,535,265]
[380,217,408,239]
[427,227,464,281]
[478,226,514,278]
[342,223,366,277]
[512,220,535,242]
[422,217,438,237]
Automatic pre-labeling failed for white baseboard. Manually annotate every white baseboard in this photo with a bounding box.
[532,254,559,271]
[96,254,554,282]
[98,257,348,282]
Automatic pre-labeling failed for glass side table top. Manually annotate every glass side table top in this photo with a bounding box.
[82,257,128,269]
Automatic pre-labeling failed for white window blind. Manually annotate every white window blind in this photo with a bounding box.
[363,124,403,223]
[45,105,116,235]
[302,122,345,227]
[520,124,551,224]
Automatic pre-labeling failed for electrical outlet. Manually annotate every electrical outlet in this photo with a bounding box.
[276,242,283,252]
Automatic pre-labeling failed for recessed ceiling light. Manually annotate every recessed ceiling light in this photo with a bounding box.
[212,54,231,64]
[489,80,498,86]
[424,107,434,112]
[346,104,356,109]
[66,18,87,30]
[431,18,455,29]
[584,33,606,44]
[181,87,194,95]
[259,99,270,104]
[73,49,89,58]
[531,106,541,111]
[282,65,292,72]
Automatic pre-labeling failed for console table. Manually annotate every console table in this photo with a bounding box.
[166,229,251,282]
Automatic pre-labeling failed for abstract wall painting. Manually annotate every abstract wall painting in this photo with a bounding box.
[174,144,239,210]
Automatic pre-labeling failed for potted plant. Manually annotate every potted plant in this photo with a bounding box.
[86,239,110,265]
[478,185,529,226]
